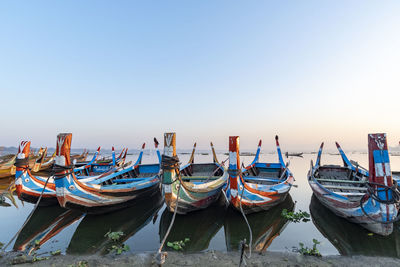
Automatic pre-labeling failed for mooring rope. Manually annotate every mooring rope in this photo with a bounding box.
[238,185,252,267]
[238,166,253,267]
[155,154,183,266]
[2,170,53,251]
[359,180,400,224]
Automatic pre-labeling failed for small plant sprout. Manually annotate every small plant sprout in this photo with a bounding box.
[167,238,190,251]
[104,231,129,255]
[104,231,124,241]
[281,209,311,223]
[293,239,321,257]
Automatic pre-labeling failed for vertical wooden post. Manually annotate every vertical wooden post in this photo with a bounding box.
[55,133,72,167]
[368,133,393,186]
[188,143,196,164]
[162,132,177,186]
[229,136,240,171]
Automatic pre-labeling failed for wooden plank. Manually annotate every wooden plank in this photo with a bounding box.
[181,176,219,180]
[332,192,365,196]
[316,178,366,184]
[323,185,367,191]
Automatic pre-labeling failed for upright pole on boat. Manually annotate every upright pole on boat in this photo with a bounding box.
[15,141,31,196]
[154,138,161,165]
[211,142,219,164]
[315,142,324,168]
[188,143,196,164]
[368,133,393,201]
[55,133,72,168]
[275,135,285,167]
[162,132,177,189]
[228,136,241,207]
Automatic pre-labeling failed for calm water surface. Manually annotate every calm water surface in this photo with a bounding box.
[1,151,400,257]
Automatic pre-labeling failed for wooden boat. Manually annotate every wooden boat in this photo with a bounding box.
[161,132,228,214]
[224,194,294,252]
[224,136,294,214]
[54,133,161,214]
[13,206,83,252]
[310,194,400,257]
[74,148,128,168]
[14,142,117,206]
[71,150,88,162]
[335,142,400,188]
[159,201,225,252]
[68,191,163,254]
[285,152,303,158]
[0,148,46,179]
[31,148,57,173]
[308,133,399,236]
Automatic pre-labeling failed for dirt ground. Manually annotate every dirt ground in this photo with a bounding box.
[1,250,400,267]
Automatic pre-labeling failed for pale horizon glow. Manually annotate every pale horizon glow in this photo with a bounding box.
[0,1,399,151]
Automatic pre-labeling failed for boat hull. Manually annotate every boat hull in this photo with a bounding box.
[309,179,396,236]
[15,170,57,206]
[55,173,161,214]
[163,183,225,214]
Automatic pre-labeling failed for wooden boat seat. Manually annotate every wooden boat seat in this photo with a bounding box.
[181,176,220,180]
[113,178,147,183]
[244,177,281,182]
[323,185,367,192]
[137,173,158,178]
[316,178,366,184]
[256,171,279,178]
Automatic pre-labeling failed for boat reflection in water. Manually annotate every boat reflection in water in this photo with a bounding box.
[67,191,163,255]
[310,194,400,258]
[13,206,83,252]
[159,201,226,252]
[0,178,17,207]
[224,194,294,252]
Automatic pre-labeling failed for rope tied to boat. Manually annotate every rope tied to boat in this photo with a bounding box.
[238,182,252,266]
[2,170,53,252]
[53,163,75,179]
[160,155,181,185]
[155,154,183,266]
[359,180,400,224]
[228,168,241,177]
[14,157,29,168]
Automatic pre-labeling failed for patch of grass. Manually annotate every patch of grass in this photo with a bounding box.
[104,231,129,255]
[281,209,310,223]
[293,239,321,257]
[104,231,124,242]
[51,249,61,256]
[32,255,49,262]
[167,238,190,251]
[68,260,89,267]
[110,244,130,255]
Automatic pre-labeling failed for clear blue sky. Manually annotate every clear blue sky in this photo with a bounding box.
[1,1,399,151]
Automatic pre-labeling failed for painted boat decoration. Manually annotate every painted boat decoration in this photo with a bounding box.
[310,194,400,257]
[224,194,294,252]
[308,133,399,236]
[224,136,294,214]
[159,202,225,252]
[14,141,123,206]
[13,206,83,253]
[68,191,163,254]
[54,133,161,214]
[161,132,228,214]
